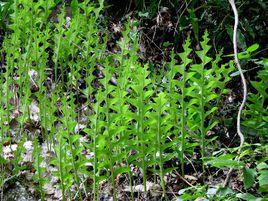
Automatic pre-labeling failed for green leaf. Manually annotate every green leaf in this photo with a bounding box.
[97,136,106,149]
[138,12,149,18]
[188,9,199,42]
[114,166,131,176]
[71,0,79,14]
[258,170,268,187]
[205,120,219,132]
[243,167,256,189]
[236,193,258,201]
[217,187,234,196]
[247,43,259,53]
[207,156,244,168]
[162,41,172,47]
[257,162,268,170]
[70,134,80,143]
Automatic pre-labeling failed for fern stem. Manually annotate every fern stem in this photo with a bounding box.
[66,121,83,200]
[58,136,66,201]
[139,81,147,192]
[104,75,116,200]
[200,61,205,173]
[156,97,166,196]
[93,104,99,201]
[180,73,186,177]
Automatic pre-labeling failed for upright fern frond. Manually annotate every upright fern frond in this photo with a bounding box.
[129,64,154,192]
[176,38,193,176]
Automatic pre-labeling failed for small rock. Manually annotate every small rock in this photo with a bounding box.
[3,182,36,201]
[124,181,161,196]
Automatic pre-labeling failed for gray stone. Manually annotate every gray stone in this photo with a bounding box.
[3,182,36,201]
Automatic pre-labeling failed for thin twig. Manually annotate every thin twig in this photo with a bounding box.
[173,0,192,36]
[73,177,88,200]
[152,0,162,41]
[142,31,166,57]
[174,170,194,187]
[3,174,19,185]
[224,0,247,187]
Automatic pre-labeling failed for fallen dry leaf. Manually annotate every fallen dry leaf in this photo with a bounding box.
[3,144,17,160]
[29,100,40,123]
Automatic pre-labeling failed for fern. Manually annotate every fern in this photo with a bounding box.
[61,97,83,200]
[243,59,268,140]
[151,92,171,197]
[33,139,47,201]
[176,38,193,176]
[99,65,118,199]
[188,32,231,171]
[129,64,154,192]
[51,96,76,200]
[85,93,101,201]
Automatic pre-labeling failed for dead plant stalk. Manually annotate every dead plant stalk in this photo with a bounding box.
[224,0,247,186]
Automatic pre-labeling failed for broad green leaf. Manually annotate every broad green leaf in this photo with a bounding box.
[243,168,256,189]
[258,170,268,187]
[207,158,244,168]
